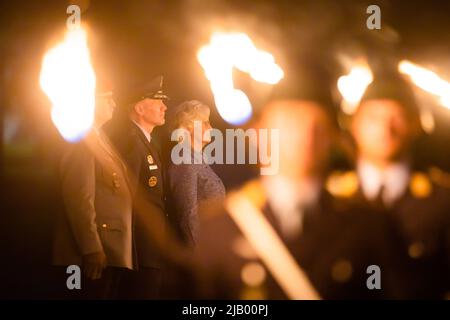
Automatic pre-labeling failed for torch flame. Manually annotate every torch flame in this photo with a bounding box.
[399,60,450,109]
[40,27,96,142]
[198,32,284,125]
[440,95,450,109]
[337,62,373,114]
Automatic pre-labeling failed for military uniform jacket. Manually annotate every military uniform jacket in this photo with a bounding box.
[104,119,167,269]
[53,129,133,269]
[327,168,450,299]
[194,179,407,299]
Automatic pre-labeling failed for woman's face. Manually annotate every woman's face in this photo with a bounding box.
[189,108,212,148]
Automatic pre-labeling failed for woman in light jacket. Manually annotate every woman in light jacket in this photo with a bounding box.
[168,100,225,247]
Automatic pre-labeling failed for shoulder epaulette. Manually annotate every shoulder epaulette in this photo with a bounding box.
[326,170,359,198]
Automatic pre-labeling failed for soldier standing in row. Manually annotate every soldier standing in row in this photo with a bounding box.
[103,76,170,299]
[330,75,450,299]
[53,83,133,299]
[194,68,407,299]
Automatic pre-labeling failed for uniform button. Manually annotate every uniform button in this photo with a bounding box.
[408,241,425,259]
[112,172,117,177]
[331,259,353,283]
[102,224,107,228]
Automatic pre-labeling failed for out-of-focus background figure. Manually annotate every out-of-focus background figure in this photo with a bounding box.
[193,65,408,299]
[52,81,133,299]
[333,74,450,299]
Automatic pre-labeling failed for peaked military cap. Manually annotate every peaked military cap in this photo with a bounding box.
[115,75,169,107]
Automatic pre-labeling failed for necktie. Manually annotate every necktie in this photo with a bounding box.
[373,184,386,210]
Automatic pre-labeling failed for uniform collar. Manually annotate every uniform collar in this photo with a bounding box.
[132,120,152,143]
[357,159,411,205]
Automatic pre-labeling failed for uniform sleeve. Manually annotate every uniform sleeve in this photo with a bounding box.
[59,143,103,255]
[122,139,143,196]
[169,165,198,246]
[445,209,450,293]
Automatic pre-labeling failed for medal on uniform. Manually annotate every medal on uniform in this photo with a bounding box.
[147,155,154,164]
[112,172,120,189]
[326,171,359,198]
[148,176,158,187]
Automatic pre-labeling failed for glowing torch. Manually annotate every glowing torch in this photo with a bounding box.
[197,32,284,125]
[337,61,373,115]
[40,27,96,143]
[399,60,450,109]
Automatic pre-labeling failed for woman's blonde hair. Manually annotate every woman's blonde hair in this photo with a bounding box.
[173,100,210,130]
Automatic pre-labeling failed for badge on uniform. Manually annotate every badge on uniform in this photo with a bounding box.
[112,172,120,189]
[148,176,158,187]
[149,165,158,171]
[147,155,154,164]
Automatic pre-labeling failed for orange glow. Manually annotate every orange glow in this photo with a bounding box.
[337,62,373,114]
[198,32,284,125]
[40,27,96,142]
[399,60,450,109]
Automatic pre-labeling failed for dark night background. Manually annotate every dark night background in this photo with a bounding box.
[1,0,450,298]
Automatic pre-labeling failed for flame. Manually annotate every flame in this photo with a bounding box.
[40,27,96,142]
[337,63,373,114]
[419,108,435,134]
[399,60,450,109]
[198,32,284,125]
[440,95,450,109]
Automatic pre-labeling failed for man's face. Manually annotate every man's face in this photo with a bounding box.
[136,98,167,127]
[352,99,417,163]
[95,95,116,126]
[261,100,334,176]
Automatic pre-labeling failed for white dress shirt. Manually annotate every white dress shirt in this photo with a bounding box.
[262,175,320,239]
[357,159,410,206]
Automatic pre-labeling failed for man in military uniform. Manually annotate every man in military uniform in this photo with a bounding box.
[193,67,406,299]
[329,74,450,299]
[103,76,170,299]
[53,83,133,299]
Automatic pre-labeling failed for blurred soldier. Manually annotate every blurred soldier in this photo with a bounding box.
[53,83,133,299]
[103,76,169,299]
[330,75,450,298]
[194,68,405,299]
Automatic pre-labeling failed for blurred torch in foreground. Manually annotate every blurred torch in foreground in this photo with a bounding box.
[225,183,320,299]
[198,32,284,125]
[399,60,450,109]
[40,27,96,143]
